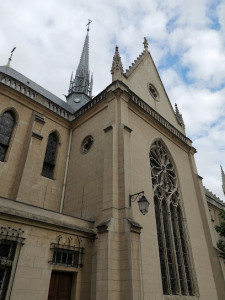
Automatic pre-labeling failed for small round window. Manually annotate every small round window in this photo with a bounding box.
[81,135,93,154]
[148,84,159,101]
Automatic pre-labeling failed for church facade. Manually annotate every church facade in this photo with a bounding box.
[0,29,224,300]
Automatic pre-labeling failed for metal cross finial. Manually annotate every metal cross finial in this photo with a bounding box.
[86,19,92,32]
[6,47,16,67]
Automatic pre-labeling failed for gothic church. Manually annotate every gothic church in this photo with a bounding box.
[0,27,224,300]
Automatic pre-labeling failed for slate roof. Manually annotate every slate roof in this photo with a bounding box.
[0,66,74,114]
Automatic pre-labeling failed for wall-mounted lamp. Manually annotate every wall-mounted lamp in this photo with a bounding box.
[129,191,150,215]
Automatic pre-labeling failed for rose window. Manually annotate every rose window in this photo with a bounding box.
[149,84,159,100]
[81,135,93,154]
[150,140,177,198]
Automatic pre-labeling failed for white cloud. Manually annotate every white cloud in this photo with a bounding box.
[181,29,225,87]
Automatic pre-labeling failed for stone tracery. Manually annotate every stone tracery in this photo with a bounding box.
[150,140,195,296]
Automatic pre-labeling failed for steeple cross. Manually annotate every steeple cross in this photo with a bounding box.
[6,47,16,67]
[86,19,92,32]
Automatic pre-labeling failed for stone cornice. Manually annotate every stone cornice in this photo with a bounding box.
[0,72,193,149]
[0,71,73,121]
[73,80,192,148]
[128,90,190,146]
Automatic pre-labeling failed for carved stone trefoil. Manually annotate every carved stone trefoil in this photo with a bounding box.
[111,46,124,82]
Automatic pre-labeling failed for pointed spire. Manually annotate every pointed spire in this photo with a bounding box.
[67,22,93,101]
[175,103,185,129]
[111,46,124,82]
[76,33,90,79]
[220,165,225,196]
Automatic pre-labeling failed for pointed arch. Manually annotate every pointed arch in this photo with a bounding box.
[150,139,196,296]
[0,109,17,161]
[42,131,59,179]
[154,197,168,294]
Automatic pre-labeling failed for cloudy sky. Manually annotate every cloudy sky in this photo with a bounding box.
[1,0,225,200]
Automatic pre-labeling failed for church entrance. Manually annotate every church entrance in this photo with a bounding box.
[48,271,73,300]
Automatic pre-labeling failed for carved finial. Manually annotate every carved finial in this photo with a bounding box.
[111,46,124,82]
[143,37,149,50]
[220,165,225,196]
[6,47,16,67]
[86,19,92,32]
[175,103,185,129]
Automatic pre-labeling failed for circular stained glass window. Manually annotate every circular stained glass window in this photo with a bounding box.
[149,84,159,101]
[81,135,94,154]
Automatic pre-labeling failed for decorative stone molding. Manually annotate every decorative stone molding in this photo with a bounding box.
[175,103,185,129]
[47,100,71,120]
[103,125,113,133]
[127,218,142,234]
[32,132,43,140]
[121,124,132,133]
[34,113,45,124]
[0,72,72,121]
[73,90,107,119]
[129,91,189,145]
[96,218,111,233]
[124,38,149,78]
[1,66,191,149]
[74,81,191,148]
[0,74,36,100]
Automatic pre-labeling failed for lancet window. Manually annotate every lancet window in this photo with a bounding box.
[0,111,15,162]
[42,132,58,179]
[150,140,196,296]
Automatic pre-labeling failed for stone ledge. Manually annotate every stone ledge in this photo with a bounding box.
[127,218,142,234]
[0,197,96,240]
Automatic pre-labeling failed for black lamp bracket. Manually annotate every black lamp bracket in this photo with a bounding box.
[129,191,144,206]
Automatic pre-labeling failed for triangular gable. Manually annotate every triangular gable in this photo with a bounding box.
[122,45,184,133]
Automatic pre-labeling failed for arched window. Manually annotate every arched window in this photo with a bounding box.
[42,132,58,179]
[150,140,195,296]
[0,110,15,161]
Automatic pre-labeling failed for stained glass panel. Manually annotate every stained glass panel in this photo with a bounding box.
[150,140,195,296]
[0,111,15,161]
[42,133,58,179]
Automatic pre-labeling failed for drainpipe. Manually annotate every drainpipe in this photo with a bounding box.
[60,129,72,213]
